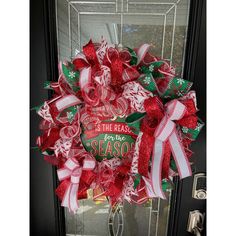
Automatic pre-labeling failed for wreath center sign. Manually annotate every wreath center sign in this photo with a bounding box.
[81,117,136,160]
[34,38,203,213]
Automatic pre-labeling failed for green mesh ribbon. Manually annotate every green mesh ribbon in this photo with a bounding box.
[134,174,141,189]
[125,112,146,135]
[61,62,80,92]
[170,158,177,172]
[162,179,173,192]
[58,105,78,124]
[127,47,138,65]
[30,103,44,112]
[66,106,78,123]
[181,119,204,140]
[43,81,53,90]
[42,149,54,156]
[137,74,158,94]
[161,77,192,99]
[140,61,165,78]
[133,174,173,192]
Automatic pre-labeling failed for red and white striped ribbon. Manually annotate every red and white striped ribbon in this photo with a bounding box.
[136,44,150,65]
[55,95,81,112]
[57,157,95,212]
[149,100,192,199]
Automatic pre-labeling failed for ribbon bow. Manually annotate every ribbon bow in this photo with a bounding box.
[57,157,95,212]
[148,99,192,199]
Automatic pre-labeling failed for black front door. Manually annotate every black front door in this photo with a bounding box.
[30,0,206,235]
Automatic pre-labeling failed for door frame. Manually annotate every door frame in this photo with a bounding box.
[167,0,206,235]
[30,0,206,235]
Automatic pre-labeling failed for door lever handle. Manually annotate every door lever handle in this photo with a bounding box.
[192,226,202,236]
[187,210,205,235]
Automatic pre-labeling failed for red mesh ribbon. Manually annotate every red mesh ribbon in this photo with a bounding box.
[176,99,198,129]
[111,58,124,88]
[137,97,173,179]
[137,132,154,177]
[136,97,164,177]
[83,40,100,67]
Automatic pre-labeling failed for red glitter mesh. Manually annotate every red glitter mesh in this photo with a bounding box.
[177,115,198,129]
[82,40,99,66]
[162,141,171,179]
[138,132,155,177]
[181,99,197,115]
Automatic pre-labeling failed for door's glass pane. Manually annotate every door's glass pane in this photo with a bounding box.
[64,191,172,236]
[56,0,190,76]
[56,0,190,235]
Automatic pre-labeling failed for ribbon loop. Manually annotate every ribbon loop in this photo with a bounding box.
[71,168,82,184]
[57,157,95,212]
[65,157,79,170]
[166,100,186,120]
[55,95,81,112]
[154,117,175,142]
[150,98,191,198]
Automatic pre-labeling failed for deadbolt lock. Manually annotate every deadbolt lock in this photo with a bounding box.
[192,173,206,200]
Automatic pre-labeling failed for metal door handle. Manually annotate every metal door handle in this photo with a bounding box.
[187,210,205,235]
[192,226,202,236]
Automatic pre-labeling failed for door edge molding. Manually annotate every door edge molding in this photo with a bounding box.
[42,0,66,235]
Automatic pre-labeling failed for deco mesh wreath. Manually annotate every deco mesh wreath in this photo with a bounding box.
[35,39,203,213]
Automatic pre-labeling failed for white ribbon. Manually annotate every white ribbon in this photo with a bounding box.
[79,67,91,89]
[150,100,192,199]
[57,157,95,212]
[55,95,81,112]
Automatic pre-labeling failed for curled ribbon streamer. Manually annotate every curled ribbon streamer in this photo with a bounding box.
[76,41,133,118]
[157,60,175,78]
[136,44,150,65]
[57,157,95,212]
[59,124,80,140]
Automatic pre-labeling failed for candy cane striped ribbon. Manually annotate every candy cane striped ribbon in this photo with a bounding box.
[150,100,192,199]
[57,157,95,212]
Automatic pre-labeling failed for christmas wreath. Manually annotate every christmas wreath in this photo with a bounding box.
[34,39,203,213]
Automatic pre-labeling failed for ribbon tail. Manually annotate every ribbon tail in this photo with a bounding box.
[61,183,79,213]
[61,183,71,208]
[150,139,166,199]
[169,129,192,179]
[143,176,157,198]
[68,183,79,213]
